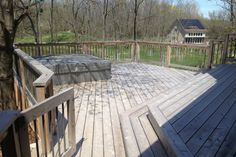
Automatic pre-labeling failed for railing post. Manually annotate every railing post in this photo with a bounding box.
[67,91,76,155]
[131,42,140,62]
[35,79,55,155]
[166,45,172,67]
[135,42,140,61]
[35,86,52,155]
[82,44,88,54]
[206,40,214,69]
[222,34,229,64]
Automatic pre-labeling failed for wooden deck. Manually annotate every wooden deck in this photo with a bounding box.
[149,64,236,157]
[54,63,196,157]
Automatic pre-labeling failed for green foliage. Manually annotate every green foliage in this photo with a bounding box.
[15,36,35,43]
[15,32,99,43]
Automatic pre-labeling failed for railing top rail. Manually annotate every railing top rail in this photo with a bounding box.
[15,41,134,46]
[15,40,209,49]
[14,49,54,87]
[21,87,74,123]
[137,41,209,49]
[227,33,236,36]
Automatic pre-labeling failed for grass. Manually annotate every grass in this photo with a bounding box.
[15,32,97,43]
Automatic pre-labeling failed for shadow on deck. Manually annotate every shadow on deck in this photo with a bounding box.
[145,64,236,157]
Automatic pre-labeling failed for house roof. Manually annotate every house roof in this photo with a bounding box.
[179,19,205,30]
[168,19,207,36]
[177,19,207,33]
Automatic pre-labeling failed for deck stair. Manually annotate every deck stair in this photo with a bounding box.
[120,65,236,157]
[120,105,169,157]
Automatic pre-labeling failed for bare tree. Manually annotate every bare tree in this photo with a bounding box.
[0,0,42,110]
[50,0,54,41]
[133,0,144,40]
[210,0,236,26]
[103,0,109,40]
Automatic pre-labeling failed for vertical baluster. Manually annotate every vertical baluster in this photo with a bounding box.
[61,103,66,152]
[33,119,40,157]
[56,107,61,156]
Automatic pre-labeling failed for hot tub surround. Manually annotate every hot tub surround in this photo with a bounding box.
[35,54,111,85]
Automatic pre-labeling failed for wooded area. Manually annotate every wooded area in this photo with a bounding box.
[16,0,236,42]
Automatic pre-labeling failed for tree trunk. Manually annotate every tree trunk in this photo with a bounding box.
[230,0,234,26]
[0,50,15,110]
[134,0,138,41]
[0,0,16,110]
[50,0,54,42]
[103,0,109,40]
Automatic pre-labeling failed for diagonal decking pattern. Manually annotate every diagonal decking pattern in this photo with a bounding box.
[54,63,196,157]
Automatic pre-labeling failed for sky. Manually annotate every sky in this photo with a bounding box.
[196,0,222,18]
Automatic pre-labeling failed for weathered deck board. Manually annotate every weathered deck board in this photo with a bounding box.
[120,105,169,157]
[92,81,103,157]
[179,78,236,143]
[172,67,236,133]
[186,90,236,155]
[148,64,236,157]
[54,63,195,157]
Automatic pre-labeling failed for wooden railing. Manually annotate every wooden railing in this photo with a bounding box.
[0,49,76,157]
[17,87,75,157]
[138,41,210,70]
[16,41,211,71]
[16,41,134,62]
[15,34,236,71]
[222,33,236,63]
[0,88,75,157]
[13,49,55,109]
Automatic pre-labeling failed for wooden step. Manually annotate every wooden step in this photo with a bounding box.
[148,65,236,157]
[119,66,218,157]
[120,105,169,157]
[120,65,229,157]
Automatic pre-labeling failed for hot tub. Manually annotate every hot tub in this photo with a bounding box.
[35,54,111,85]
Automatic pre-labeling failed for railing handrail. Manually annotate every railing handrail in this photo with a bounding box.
[15,40,209,49]
[137,41,208,49]
[14,49,54,87]
[15,41,134,46]
[21,87,74,123]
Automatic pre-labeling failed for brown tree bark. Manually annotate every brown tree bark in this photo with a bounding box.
[103,0,109,40]
[0,0,16,110]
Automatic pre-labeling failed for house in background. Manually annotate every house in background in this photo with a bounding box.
[167,19,207,44]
